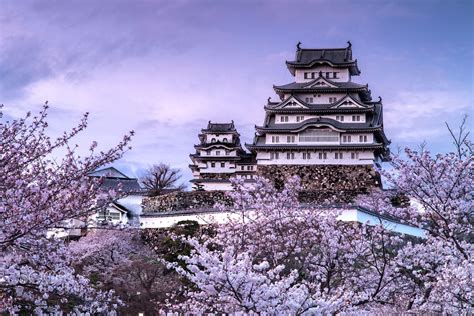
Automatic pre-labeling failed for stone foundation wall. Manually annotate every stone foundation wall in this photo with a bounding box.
[200,173,232,179]
[144,165,380,212]
[257,165,380,190]
[143,191,233,213]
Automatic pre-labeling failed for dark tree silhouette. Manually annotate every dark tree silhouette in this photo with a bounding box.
[140,163,186,196]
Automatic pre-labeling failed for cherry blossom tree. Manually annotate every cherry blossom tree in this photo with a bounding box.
[165,122,473,313]
[0,104,134,313]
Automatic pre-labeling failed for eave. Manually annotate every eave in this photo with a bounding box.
[245,143,385,150]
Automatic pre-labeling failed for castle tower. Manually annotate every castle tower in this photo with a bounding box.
[246,42,390,200]
[189,121,256,191]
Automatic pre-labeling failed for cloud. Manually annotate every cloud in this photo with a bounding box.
[384,89,473,150]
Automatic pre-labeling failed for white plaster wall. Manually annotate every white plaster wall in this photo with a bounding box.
[295,66,350,83]
[337,209,425,238]
[200,149,237,157]
[264,132,374,145]
[236,164,257,172]
[256,150,375,165]
[200,161,236,173]
[290,93,346,105]
[205,133,234,143]
[275,114,366,124]
[139,208,425,238]
[265,132,340,145]
[203,182,234,191]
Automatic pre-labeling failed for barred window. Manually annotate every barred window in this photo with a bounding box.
[299,129,339,142]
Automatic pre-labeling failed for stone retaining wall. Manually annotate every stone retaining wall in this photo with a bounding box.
[257,165,381,191]
[142,190,233,213]
[143,165,379,212]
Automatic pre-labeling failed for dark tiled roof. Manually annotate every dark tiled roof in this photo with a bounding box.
[99,178,142,193]
[189,154,241,161]
[237,153,257,164]
[255,117,381,133]
[245,143,385,150]
[201,121,237,133]
[286,43,361,75]
[194,141,242,150]
[265,93,372,112]
[264,106,374,114]
[274,80,366,91]
[88,167,131,179]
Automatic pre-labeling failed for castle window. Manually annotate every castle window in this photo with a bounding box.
[206,150,211,155]
[221,162,225,167]
[216,151,221,156]
[241,166,245,170]
[333,72,338,79]
[352,115,361,122]
[296,115,304,122]
[336,115,345,122]
[304,72,310,79]
[359,135,368,142]
[326,72,331,78]
[211,138,216,143]
[223,137,228,142]
[342,135,352,143]
[225,150,230,156]
[299,129,339,142]
[318,152,327,159]
[280,116,289,122]
[335,152,343,159]
[271,135,280,143]
[247,166,252,171]
[287,135,295,143]
[286,152,295,160]
[351,152,359,159]
[311,72,316,79]
[304,97,313,103]
[270,152,279,160]
[303,152,311,159]
[329,97,338,103]
[211,162,216,167]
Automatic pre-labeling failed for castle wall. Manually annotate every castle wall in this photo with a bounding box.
[257,164,381,202]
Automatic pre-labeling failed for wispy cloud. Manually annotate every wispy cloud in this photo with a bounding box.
[1,0,472,184]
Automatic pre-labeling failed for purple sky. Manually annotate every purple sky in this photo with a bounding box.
[1,0,473,185]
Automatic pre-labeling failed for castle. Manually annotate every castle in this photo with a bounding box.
[189,42,390,196]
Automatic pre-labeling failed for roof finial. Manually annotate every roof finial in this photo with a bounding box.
[267,96,272,103]
[378,96,382,102]
[347,40,352,48]
[296,41,302,50]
